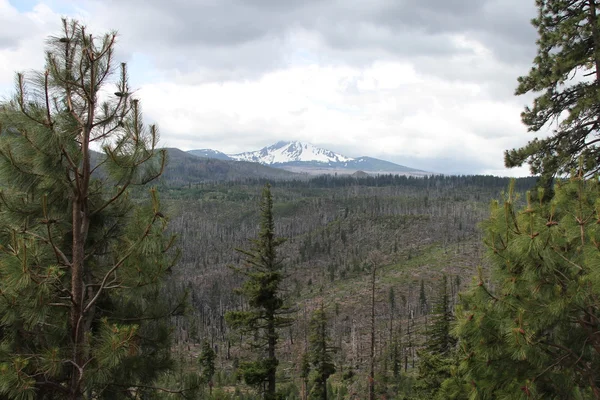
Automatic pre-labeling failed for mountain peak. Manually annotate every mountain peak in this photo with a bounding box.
[187,141,427,176]
[230,141,353,165]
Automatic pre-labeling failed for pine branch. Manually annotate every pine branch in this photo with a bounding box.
[22,229,71,267]
[82,213,159,314]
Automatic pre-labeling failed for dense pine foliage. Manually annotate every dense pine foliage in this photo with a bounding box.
[456,175,600,399]
[0,19,190,399]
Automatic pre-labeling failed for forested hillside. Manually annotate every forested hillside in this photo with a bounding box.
[160,174,536,398]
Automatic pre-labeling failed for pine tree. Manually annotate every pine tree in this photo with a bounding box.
[414,275,463,399]
[455,176,600,398]
[198,340,216,395]
[426,275,455,354]
[505,0,600,179]
[225,184,293,400]
[0,19,182,399]
[307,304,336,400]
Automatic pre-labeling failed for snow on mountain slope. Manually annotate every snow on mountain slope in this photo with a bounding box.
[229,141,353,164]
[187,141,428,175]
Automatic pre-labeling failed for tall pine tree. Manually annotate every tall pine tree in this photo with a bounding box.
[0,19,182,400]
[506,0,600,179]
[226,184,293,400]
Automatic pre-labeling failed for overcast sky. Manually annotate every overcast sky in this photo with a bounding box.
[1,0,542,175]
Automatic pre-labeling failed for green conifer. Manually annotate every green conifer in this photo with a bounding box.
[0,19,181,399]
[307,304,336,400]
[226,184,293,400]
[456,176,600,398]
[426,275,455,354]
[198,340,216,394]
[506,0,600,179]
[415,275,464,399]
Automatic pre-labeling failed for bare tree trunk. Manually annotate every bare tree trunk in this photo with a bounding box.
[302,305,308,400]
[369,262,376,400]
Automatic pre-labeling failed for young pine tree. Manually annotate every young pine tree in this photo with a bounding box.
[307,304,336,400]
[456,176,600,398]
[226,184,293,400]
[414,275,465,400]
[426,275,455,355]
[198,340,216,395]
[0,19,183,400]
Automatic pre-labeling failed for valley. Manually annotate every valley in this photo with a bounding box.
[160,172,536,398]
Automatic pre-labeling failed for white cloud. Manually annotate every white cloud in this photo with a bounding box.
[0,1,62,94]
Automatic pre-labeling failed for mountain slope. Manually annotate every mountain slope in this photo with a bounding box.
[189,141,427,176]
[162,148,298,184]
[188,149,233,160]
[346,156,423,173]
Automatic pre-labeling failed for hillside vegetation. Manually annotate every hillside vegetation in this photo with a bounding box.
[160,174,536,398]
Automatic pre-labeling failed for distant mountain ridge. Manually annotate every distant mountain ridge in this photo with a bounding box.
[229,141,352,164]
[188,140,427,176]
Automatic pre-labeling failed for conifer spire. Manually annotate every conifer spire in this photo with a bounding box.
[226,183,293,400]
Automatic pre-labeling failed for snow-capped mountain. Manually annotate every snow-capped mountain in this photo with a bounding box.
[187,141,428,176]
[229,141,353,165]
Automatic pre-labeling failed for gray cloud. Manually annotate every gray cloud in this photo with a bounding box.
[372,0,537,59]
[84,0,537,83]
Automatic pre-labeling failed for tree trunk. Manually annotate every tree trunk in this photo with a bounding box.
[268,313,276,400]
[70,198,85,400]
[369,263,376,400]
[69,56,94,400]
[70,147,91,400]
